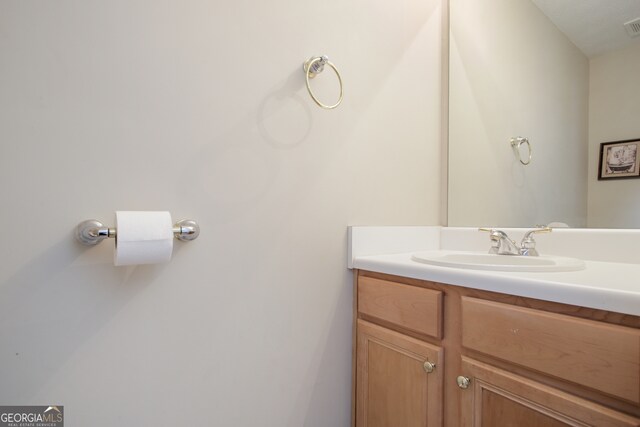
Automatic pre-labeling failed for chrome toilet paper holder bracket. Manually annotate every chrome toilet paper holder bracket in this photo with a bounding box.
[75,219,200,245]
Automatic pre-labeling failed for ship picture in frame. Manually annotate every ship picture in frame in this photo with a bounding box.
[598,139,640,180]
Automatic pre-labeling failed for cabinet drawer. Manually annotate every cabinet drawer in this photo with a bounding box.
[358,276,442,339]
[461,297,640,405]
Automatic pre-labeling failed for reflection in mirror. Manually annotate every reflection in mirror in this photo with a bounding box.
[448,0,640,228]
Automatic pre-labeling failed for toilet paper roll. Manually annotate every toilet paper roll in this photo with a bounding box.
[114,211,174,266]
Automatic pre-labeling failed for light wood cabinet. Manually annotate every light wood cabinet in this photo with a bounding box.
[358,276,443,340]
[353,270,640,427]
[459,357,640,427]
[356,320,443,427]
[461,296,640,405]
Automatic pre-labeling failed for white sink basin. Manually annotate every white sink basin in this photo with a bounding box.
[411,250,585,272]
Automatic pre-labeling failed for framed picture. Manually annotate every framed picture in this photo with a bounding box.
[598,139,640,180]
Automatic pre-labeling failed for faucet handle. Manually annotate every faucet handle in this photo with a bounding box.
[478,228,519,255]
[478,228,499,253]
[479,228,508,237]
[478,228,513,238]
[522,226,552,239]
[520,227,552,256]
[479,227,503,239]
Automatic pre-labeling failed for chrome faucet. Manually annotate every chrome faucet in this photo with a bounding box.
[480,229,520,255]
[479,227,552,256]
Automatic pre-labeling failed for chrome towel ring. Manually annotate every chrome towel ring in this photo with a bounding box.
[303,55,343,109]
[510,137,532,165]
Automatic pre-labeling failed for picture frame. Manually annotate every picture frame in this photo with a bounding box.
[598,139,640,180]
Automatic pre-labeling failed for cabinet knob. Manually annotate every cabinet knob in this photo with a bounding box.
[456,376,471,389]
[423,361,436,373]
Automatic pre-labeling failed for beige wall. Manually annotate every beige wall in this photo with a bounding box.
[448,0,589,227]
[0,1,442,425]
[588,43,640,228]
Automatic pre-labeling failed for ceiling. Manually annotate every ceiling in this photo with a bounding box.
[532,0,640,58]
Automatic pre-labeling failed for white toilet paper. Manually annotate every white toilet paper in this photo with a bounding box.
[114,211,174,266]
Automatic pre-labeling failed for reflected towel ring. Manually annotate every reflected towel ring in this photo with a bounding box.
[510,137,532,165]
[303,55,343,109]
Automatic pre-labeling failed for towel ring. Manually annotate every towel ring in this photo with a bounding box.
[303,55,343,110]
[510,137,532,165]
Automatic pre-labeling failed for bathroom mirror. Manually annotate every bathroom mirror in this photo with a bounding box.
[448,0,640,228]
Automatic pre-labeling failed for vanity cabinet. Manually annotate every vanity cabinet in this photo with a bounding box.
[459,357,640,427]
[355,275,445,427]
[356,320,443,427]
[353,270,640,427]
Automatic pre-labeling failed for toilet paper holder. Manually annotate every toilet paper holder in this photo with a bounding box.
[75,218,200,245]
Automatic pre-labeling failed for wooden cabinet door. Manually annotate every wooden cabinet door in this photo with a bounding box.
[459,357,640,427]
[356,320,443,427]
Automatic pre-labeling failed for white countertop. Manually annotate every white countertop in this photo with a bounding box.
[349,226,640,316]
